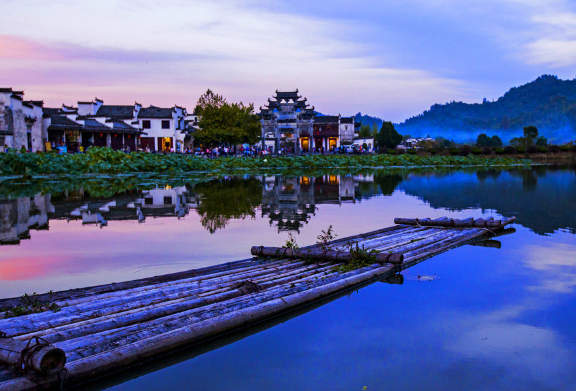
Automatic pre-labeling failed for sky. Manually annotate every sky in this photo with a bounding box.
[1,0,576,122]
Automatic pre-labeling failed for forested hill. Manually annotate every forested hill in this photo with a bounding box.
[354,113,383,129]
[397,75,576,143]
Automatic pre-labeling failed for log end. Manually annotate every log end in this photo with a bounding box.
[31,346,67,376]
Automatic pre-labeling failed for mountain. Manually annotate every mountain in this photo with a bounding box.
[396,75,576,144]
[353,113,383,129]
[315,112,383,130]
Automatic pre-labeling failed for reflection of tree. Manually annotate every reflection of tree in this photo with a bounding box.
[399,167,576,235]
[476,169,502,182]
[375,174,403,196]
[194,178,263,233]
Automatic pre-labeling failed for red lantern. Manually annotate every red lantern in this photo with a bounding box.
[100,133,103,137]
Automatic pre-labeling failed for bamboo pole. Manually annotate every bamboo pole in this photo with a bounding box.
[0,337,65,376]
[17,263,339,344]
[250,247,403,265]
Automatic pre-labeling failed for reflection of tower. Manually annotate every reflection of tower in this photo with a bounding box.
[0,194,53,245]
[314,175,357,205]
[260,176,316,232]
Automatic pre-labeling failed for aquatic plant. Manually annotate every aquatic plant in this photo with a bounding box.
[0,147,531,177]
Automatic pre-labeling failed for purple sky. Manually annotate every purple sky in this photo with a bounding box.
[1,0,576,122]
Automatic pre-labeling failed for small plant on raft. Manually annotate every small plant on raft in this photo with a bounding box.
[284,233,299,249]
[316,225,337,250]
[1,291,64,318]
[337,242,381,273]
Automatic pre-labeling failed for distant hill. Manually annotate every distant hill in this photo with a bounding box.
[315,112,383,129]
[397,75,576,144]
[354,113,383,129]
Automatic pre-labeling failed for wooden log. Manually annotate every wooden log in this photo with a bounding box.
[1,261,311,337]
[0,258,262,310]
[250,246,403,265]
[18,263,340,344]
[393,216,515,228]
[0,337,65,376]
[53,262,398,387]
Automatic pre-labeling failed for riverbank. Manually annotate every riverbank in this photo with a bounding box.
[0,148,530,177]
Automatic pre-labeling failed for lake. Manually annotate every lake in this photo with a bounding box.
[1,166,575,390]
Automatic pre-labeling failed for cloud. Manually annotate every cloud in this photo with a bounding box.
[4,0,574,119]
[0,35,224,63]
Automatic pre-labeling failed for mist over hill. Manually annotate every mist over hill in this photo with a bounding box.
[396,75,576,144]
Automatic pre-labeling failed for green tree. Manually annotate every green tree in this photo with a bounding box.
[371,123,378,137]
[376,121,403,149]
[195,90,261,146]
[490,135,503,147]
[523,126,539,146]
[536,136,548,146]
[476,133,491,147]
[359,124,372,138]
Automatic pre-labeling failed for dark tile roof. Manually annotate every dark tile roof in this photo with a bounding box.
[10,94,23,101]
[112,121,138,132]
[138,106,173,119]
[26,100,44,107]
[47,115,83,130]
[95,105,135,119]
[340,117,354,124]
[274,90,300,100]
[83,119,112,131]
[0,88,13,93]
[43,108,62,117]
[314,116,339,123]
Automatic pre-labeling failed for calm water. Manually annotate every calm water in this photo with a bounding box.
[1,166,575,390]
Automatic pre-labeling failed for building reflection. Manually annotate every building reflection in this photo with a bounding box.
[0,195,53,245]
[260,174,374,232]
[0,187,200,245]
[0,174,380,244]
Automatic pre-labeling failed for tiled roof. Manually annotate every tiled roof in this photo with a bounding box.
[112,121,138,133]
[275,90,299,100]
[314,116,339,123]
[83,119,112,131]
[340,117,354,124]
[0,88,13,93]
[94,105,135,119]
[138,106,173,119]
[47,115,83,130]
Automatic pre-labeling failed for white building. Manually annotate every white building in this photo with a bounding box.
[0,88,44,151]
[137,105,188,152]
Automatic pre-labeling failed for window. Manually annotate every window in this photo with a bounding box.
[162,120,170,129]
[142,120,151,129]
[164,196,172,205]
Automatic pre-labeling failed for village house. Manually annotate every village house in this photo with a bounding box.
[0,88,44,151]
[43,99,192,152]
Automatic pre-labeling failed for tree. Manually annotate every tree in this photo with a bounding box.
[359,124,372,138]
[194,90,261,146]
[376,121,403,148]
[490,135,502,147]
[371,123,378,137]
[536,136,548,146]
[194,89,227,115]
[523,126,539,146]
[476,133,491,147]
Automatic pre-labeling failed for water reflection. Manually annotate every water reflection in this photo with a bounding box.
[0,167,574,247]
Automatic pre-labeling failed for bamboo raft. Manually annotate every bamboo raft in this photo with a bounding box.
[0,216,516,390]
